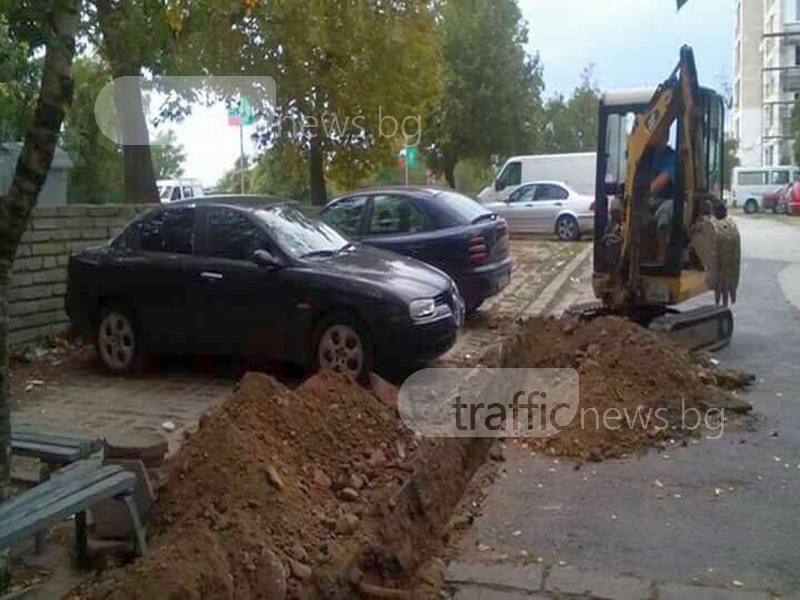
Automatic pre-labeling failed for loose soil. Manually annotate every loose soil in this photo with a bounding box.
[68,315,747,598]
[488,315,744,461]
[77,371,491,599]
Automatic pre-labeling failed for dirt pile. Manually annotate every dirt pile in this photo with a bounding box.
[490,315,743,460]
[79,370,489,599]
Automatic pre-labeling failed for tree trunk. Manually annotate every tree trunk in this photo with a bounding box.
[443,154,457,189]
[0,0,79,502]
[96,0,158,204]
[114,72,159,204]
[309,133,327,206]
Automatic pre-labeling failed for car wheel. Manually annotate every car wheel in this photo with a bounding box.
[97,306,138,373]
[744,199,758,214]
[556,215,580,241]
[780,202,791,215]
[313,312,373,381]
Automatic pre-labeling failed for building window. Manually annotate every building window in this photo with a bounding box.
[797,0,800,21]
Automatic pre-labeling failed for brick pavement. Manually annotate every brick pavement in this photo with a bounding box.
[12,372,233,455]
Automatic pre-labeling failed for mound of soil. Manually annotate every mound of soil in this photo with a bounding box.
[79,371,490,599]
[492,315,740,460]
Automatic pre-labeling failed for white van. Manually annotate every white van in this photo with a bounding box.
[477,153,596,204]
[732,166,800,214]
[158,178,205,203]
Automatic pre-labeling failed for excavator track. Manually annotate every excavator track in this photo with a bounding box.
[566,302,733,353]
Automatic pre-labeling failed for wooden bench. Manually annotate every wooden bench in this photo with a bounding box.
[0,458,148,568]
[10,425,102,467]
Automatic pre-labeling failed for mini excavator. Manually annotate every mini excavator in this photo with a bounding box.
[573,45,741,351]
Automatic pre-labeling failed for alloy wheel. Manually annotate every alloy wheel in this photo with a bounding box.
[98,311,136,371]
[317,324,364,379]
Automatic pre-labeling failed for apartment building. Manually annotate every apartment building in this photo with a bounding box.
[732,0,800,167]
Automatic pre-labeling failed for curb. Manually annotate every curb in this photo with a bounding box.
[523,245,592,318]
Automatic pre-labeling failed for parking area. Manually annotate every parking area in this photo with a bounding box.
[9,237,591,454]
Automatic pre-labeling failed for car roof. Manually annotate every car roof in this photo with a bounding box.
[327,186,455,204]
[516,180,576,189]
[163,194,296,211]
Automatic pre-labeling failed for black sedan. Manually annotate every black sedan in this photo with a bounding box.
[66,196,464,379]
[320,187,513,312]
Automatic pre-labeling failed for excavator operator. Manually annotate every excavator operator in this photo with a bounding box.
[648,132,676,262]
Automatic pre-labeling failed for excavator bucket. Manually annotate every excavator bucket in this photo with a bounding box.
[690,215,741,306]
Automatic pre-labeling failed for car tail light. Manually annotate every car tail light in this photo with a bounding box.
[589,201,596,212]
[468,235,488,262]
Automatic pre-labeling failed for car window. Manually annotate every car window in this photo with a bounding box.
[432,190,491,225]
[254,205,348,258]
[509,185,537,203]
[321,196,367,236]
[534,184,569,201]
[138,207,196,254]
[170,187,181,202]
[771,170,790,185]
[368,195,429,235]
[206,208,267,261]
[497,161,522,190]
[182,186,194,199]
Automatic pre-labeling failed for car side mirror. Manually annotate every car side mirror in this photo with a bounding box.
[495,180,503,191]
[252,249,282,269]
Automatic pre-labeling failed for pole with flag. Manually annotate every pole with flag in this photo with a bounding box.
[228,96,256,194]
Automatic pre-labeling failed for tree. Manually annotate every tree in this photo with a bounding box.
[61,55,125,203]
[150,131,186,179]
[0,0,80,501]
[724,136,739,191]
[0,15,41,143]
[542,65,600,153]
[214,156,250,194]
[249,0,442,204]
[424,0,544,188]
[89,0,174,204]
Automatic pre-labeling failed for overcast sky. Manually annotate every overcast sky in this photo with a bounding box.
[168,0,735,187]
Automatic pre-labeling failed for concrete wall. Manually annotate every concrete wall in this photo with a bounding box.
[8,204,151,350]
[733,0,765,167]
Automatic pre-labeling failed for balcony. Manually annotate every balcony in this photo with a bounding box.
[763,21,800,42]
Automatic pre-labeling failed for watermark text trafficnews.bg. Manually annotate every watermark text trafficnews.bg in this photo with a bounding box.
[398,368,725,440]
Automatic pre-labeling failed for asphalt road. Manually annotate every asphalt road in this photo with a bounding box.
[457,215,800,596]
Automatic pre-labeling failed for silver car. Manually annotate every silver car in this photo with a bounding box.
[482,181,594,240]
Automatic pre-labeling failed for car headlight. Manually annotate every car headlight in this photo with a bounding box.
[409,298,436,320]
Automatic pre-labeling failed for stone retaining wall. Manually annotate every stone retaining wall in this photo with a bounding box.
[9,204,151,349]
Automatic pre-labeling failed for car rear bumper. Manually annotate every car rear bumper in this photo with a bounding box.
[455,257,514,309]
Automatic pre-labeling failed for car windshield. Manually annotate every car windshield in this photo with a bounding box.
[254,205,348,258]
[159,186,172,200]
[434,190,493,224]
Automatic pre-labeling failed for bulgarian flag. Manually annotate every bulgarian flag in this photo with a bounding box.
[228,106,240,127]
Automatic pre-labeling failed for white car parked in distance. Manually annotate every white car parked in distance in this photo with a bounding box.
[482,181,594,241]
[158,178,205,203]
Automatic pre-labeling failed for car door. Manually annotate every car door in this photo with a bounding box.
[194,206,300,361]
[319,195,369,238]
[530,183,570,231]
[494,160,523,202]
[108,206,199,353]
[501,184,538,232]
[357,194,438,262]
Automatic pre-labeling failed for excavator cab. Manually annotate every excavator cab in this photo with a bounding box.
[587,46,741,351]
